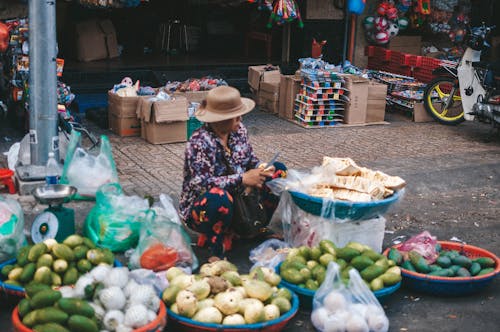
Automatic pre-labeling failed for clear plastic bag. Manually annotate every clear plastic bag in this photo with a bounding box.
[311,262,389,332]
[249,239,290,271]
[398,231,439,263]
[84,183,150,252]
[0,195,27,261]
[129,194,198,272]
[61,131,119,200]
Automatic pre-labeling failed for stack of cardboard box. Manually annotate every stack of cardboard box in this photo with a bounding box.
[278,74,302,120]
[247,65,281,112]
[108,92,144,137]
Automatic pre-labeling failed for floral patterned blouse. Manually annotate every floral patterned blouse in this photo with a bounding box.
[179,123,260,221]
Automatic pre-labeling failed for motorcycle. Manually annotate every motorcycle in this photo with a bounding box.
[423,24,500,126]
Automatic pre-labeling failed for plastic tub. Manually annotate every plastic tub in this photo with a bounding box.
[288,190,401,220]
[12,301,167,332]
[383,241,500,296]
[276,263,400,309]
[167,291,299,332]
[0,258,122,297]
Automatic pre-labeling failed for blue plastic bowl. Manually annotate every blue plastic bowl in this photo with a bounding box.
[288,190,401,220]
[167,291,299,332]
[0,258,122,297]
[276,263,401,309]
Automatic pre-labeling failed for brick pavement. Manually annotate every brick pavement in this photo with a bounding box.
[1,109,500,331]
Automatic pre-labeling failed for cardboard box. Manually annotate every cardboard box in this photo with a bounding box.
[76,20,108,62]
[248,65,280,91]
[259,90,279,103]
[413,102,434,123]
[99,19,119,59]
[182,90,210,103]
[343,75,369,124]
[260,98,279,114]
[260,81,280,94]
[109,113,141,137]
[138,95,189,144]
[108,91,144,118]
[389,36,422,56]
[366,81,387,123]
[278,75,301,120]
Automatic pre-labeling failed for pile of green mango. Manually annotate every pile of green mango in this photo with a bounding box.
[388,245,496,277]
[279,240,401,292]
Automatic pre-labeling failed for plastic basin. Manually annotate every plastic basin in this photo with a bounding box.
[167,291,299,332]
[383,241,500,296]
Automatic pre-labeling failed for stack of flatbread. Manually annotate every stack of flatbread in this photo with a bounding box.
[307,157,406,202]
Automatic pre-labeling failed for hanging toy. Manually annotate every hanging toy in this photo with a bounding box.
[397,0,411,13]
[374,16,388,31]
[0,21,10,53]
[375,30,390,45]
[387,21,400,39]
[347,0,366,15]
[416,0,431,15]
[377,1,390,16]
[386,6,398,21]
[363,16,375,30]
[398,17,409,30]
[266,0,303,28]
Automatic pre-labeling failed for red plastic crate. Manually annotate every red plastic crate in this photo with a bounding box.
[365,45,375,57]
[420,57,442,70]
[373,46,391,62]
[408,55,423,67]
[390,51,413,66]
[413,68,435,83]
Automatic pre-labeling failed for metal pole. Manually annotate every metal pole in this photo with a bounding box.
[29,0,58,166]
[342,8,349,67]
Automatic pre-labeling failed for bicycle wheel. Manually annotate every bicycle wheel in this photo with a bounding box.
[424,77,464,125]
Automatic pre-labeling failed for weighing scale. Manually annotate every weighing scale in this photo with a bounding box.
[31,184,77,243]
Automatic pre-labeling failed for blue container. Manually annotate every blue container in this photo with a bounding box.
[167,291,299,332]
[74,93,108,114]
[288,190,401,220]
[276,263,401,309]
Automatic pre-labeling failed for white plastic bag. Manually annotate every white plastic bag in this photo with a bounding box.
[0,195,27,261]
[311,262,389,332]
[249,239,290,270]
[61,131,118,199]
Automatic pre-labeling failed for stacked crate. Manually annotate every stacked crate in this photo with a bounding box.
[293,69,349,128]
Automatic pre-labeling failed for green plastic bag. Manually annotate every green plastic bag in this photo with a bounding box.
[84,183,150,252]
[61,131,119,200]
[0,195,27,261]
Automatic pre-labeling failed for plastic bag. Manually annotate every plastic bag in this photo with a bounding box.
[129,194,198,272]
[61,131,119,200]
[311,262,389,332]
[84,183,150,252]
[398,231,439,263]
[0,195,27,261]
[249,239,290,270]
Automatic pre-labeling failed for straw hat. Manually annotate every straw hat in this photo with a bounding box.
[195,86,255,123]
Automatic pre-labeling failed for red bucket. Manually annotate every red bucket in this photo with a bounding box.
[12,300,167,332]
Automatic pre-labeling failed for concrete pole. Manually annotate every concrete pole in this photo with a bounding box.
[28,0,58,166]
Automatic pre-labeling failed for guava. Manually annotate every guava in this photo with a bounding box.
[175,290,198,318]
[222,313,246,325]
[192,307,223,324]
[263,304,281,321]
[186,279,211,300]
[243,279,273,302]
[214,290,241,315]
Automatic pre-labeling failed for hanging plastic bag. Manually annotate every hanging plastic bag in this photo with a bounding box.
[249,239,290,270]
[311,262,389,332]
[129,194,198,272]
[0,195,27,261]
[61,131,119,200]
[84,183,150,252]
[398,231,439,264]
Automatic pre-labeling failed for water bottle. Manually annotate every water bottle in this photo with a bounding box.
[45,152,59,185]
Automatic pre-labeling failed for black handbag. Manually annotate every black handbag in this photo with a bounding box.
[222,155,268,238]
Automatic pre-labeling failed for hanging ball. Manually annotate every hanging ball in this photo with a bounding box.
[387,21,400,38]
[398,17,409,30]
[375,17,388,31]
[375,31,390,44]
[364,16,375,30]
[386,7,398,20]
[377,3,388,16]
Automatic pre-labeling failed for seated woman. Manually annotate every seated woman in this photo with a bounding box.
[179,86,286,257]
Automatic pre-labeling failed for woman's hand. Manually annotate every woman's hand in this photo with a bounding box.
[242,168,266,189]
